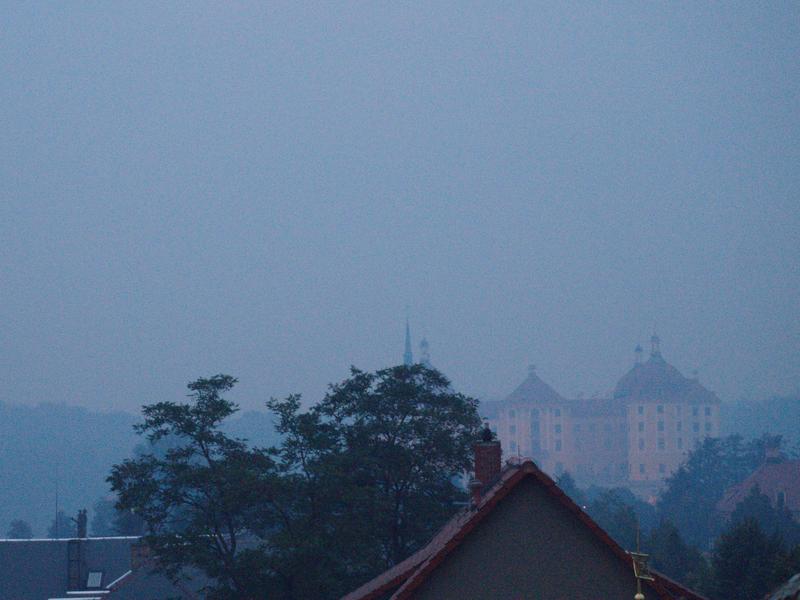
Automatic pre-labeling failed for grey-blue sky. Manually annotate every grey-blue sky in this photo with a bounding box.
[1,2,798,412]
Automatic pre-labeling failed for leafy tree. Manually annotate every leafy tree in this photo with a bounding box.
[47,510,77,538]
[710,518,785,600]
[657,435,760,548]
[645,520,708,591]
[6,519,33,539]
[586,488,639,550]
[729,485,800,546]
[556,472,586,507]
[109,375,279,598]
[266,364,482,598]
[91,497,146,537]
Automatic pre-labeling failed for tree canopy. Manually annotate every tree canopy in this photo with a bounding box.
[109,365,481,599]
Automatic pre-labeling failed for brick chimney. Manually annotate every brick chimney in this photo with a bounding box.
[471,424,502,504]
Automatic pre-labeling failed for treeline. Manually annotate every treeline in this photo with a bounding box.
[0,400,279,537]
[107,367,481,599]
[558,435,800,600]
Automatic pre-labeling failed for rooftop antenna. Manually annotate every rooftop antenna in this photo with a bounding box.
[629,523,653,600]
[54,457,60,538]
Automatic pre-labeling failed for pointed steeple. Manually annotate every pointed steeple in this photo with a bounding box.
[403,319,413,366]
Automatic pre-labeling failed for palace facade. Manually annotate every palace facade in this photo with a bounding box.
[485,336,720,498]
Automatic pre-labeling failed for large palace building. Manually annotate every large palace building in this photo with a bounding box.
[485,335,721,498]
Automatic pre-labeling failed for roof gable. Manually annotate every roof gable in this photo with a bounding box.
[343,461,706,600]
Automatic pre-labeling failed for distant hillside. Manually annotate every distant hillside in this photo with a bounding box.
[0,402,279,537]
[720,394,800,445]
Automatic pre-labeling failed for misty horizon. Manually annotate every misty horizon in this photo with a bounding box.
[2,3,798,414]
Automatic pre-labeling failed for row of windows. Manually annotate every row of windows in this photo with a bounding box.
[552,462,670,477]
[637,405,713,417]
[637,421,713,433]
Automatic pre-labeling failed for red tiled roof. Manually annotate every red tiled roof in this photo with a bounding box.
[342,459,706,600]
[717,460,800,514]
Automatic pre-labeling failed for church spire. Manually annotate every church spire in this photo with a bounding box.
[403,318,413,366]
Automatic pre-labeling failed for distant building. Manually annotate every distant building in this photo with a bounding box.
[486,336,721,497]
[343,430,704,600]
[717,444,800,520]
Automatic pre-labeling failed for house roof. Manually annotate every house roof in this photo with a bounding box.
[717,459,800,514]
[0,536,136,600]
[766,573,800,600]
[0,536,202,600]
[342,459,706,600]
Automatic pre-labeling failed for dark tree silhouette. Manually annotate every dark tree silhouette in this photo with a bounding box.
[6,519,33,539]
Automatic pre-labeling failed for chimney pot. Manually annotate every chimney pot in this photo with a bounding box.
[473,429,502,498]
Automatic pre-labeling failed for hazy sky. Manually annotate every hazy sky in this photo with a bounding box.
[1,2,798,413]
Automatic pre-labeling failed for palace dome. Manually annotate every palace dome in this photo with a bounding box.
[613,341,719,403]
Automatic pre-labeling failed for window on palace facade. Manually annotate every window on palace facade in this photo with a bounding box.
[574,423,581,432]
[589,423,597,433]
[638,405,644,415]
[556,462,564,473]
[638,422,644,432]
[693,422,700,433]
[604,423,613,433]
[575,440,583,450]
[510,440,517,451]
[657,405,664,414]
[555,424,562,434]
[705,406,711,416]
[677,421,682,432]
[658,421,664,432]
[639,464,645,474]
[677,437,683,449]
[509,424,516,434]
[777,491,786,508]
[555,440,562,451]
[705,422,711,432]
[619,463,628,473]
[509,409,515,418]
[658,438,665,450]
[659,464,666,474]
[604,438,612,450]
[638,438,645,450]
[555,408,561,417]
[692,406,699,417]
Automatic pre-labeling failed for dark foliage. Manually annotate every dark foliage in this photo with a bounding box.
[265,364,482,597]
[730,485,800,546]
[109,375,280,597]
[645,520,709,592]
[656,435,763,549]
[710,518,797,600]
[109,366,480,599]
[6,519,33,539]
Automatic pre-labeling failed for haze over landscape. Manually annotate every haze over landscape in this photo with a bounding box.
[3,6,800,600]
[2,3,798,416]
